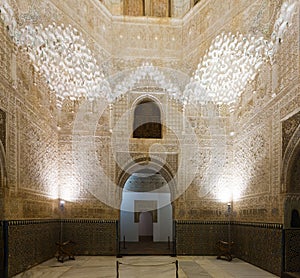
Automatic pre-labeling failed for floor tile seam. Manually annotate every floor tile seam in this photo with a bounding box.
[198,258,235,278]
[179,260,214,278]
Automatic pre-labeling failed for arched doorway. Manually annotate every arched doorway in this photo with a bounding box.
[282,125,300,273]
[119,170,173,255]
[283,141,300,228]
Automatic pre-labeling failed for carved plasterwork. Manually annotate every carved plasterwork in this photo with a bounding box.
[248,0,281,37]
[234,122,271,197]
[18,107,58,195]
[0,0,299,223]
[282,111,300,156]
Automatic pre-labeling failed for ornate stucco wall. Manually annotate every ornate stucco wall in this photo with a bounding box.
[0,0,298,223]
[0,18,59,220]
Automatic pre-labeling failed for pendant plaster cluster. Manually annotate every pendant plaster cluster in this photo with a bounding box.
[0,0,298,107]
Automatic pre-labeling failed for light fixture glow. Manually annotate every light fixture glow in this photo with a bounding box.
[218,187,234,203]
[59,199,65,209]
[14,23,111,104]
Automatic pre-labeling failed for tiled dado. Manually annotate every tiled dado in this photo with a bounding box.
[0,221,4,278]
[175,221,229,255]
[2,219,118,277]
[231,222,283,276]
[284,229,300,272]
[61,219,118,256]
[1,219,291,277]
[175,221,283,276]
[6,219,60,277]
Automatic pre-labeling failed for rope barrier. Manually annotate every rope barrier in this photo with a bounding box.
[116,260,178,278]
[118,261,177,267]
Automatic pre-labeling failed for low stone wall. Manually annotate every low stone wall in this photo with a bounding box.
[175,221,229,255]
[3,219,118,277]
[284,229,300,272]
[7,219,60,277]
[62,219,118,255]
[231,222,282,276]
[0,221,4,278]
[3,219,287,277]
[175,221,282,276]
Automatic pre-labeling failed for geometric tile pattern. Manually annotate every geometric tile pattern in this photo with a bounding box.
[232,223,282,276]
[176,221,283,276]
[175,221,229,255]
[7,220,60,277]
[284,229,300,272]
[6,219,118,277]
[61,219,117,256]
[0,221,3,277]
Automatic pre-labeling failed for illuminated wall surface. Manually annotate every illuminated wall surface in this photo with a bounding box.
[0,0,300,276]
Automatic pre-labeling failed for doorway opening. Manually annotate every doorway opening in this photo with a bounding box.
[120,170,173,255]
[139,211,153,241]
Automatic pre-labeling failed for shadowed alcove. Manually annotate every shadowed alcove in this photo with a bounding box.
[133,99,162,139]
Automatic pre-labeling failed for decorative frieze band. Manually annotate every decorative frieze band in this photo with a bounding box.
[2,219,118,226]
[62,219,117,224]
[175,220,283,229]
[6,219,60,226]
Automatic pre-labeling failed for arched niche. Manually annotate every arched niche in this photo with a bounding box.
[282,114,300,193]
[289,149,300,194]
[291,209,300,228]
[133,99,162,139]
[0,130,7,189]
[282,122,300,228]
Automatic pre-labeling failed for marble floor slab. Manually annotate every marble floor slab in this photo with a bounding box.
[13,256,279,278]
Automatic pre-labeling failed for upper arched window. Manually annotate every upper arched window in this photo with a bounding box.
[133,100,162,139]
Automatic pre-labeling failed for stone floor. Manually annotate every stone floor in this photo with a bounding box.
[13,256,279,278]
[119,241,174,255]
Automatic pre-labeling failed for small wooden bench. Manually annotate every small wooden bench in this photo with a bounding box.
[55,240,76,263]
[216,240,234,261]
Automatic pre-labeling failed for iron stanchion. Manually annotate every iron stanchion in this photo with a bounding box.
[116,261,119,278]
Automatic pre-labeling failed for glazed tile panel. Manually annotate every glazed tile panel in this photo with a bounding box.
[175,221,282,276]
[232,223,282,276]
[175,221,229,255]
[61,219,117,255]
[8,220,60,277]
[0,221,3,277]
[284,229,300,272]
